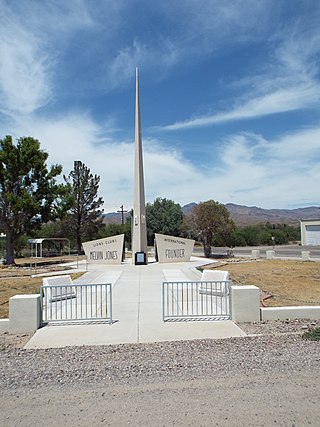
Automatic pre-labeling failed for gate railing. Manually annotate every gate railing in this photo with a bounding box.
[162,281,230,321]
[41,283,113,324]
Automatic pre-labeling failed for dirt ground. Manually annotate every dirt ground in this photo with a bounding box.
[1,372,319,427]
[1,332,319,427]
[205,258,320,307]
[0,256,85,318]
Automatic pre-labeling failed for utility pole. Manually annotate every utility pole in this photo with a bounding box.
[117,205,128,225]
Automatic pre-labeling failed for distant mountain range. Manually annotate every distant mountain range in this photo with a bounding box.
[102,203,320,226]
[224,203,320,226]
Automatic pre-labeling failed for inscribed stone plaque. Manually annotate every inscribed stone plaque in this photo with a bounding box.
[82,234,124,265]
[155,233,194,263]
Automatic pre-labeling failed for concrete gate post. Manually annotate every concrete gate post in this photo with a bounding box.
[9,294,41,334]
[230,285,260,322]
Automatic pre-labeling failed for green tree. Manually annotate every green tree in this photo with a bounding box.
[97,220,131,246]
[64,161,104,254]
[146,197,184,245]
[191,200,235,257]
[257,229,273,245]
[234,229,247,246]
[35,221,65,239]
[0,135,68,264]
[240,225,260,246]
[234,223,301,246]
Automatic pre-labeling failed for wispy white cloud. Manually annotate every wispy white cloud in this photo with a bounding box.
[1,0,96,36]
[208,127,320,208]
[159,84,320,130]
[106,38,181,89]
[157,9,320,131]
[156,126,320,209]
[0,0,285,102]
[0,14,52,114]
[158,0,276,47]
[102,0,278,89]
[0,0,97,116]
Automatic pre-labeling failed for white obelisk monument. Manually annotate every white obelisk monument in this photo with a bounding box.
[132,67,148,265]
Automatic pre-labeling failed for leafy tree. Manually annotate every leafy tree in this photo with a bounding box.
[35,221,65,239]
[257,229,273,245]
[191,200,235,257]
[146,197,184,245]
[64,161,104,254]
[242,225,261,246]
[97,220,131,246]
[234,229,247,246]
[0,135,68,264]
[234,223,301,246]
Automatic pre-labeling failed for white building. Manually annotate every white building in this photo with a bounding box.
[300,219,320,246]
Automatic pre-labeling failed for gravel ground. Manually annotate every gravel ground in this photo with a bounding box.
[1,333,319,390]
[2,319,320,351]
[1,320,319,426]
[238,318,320,335]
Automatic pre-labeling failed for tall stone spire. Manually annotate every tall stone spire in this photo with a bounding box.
[132,67,148,264]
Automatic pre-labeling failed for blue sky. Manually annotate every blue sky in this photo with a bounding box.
[1,1,320,212]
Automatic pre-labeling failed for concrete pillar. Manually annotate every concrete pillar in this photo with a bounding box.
[132,67,148,264]
[301,251,310,261]
[251,249,260,259]
[9,294,41,334]
[230,285,260,322]
[0,319,9,333]
[266,250,275,259]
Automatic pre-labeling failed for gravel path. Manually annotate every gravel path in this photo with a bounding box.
[1,320,320,426]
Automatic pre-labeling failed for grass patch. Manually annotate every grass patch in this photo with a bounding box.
[205,259,320,307]
[0,267,84,318]
[302,327,320,341]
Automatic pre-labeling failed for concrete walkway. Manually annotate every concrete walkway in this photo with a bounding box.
[25,257,246,349]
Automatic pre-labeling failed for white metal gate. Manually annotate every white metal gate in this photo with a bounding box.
[162,280,230,321]
[41,283,113,324]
